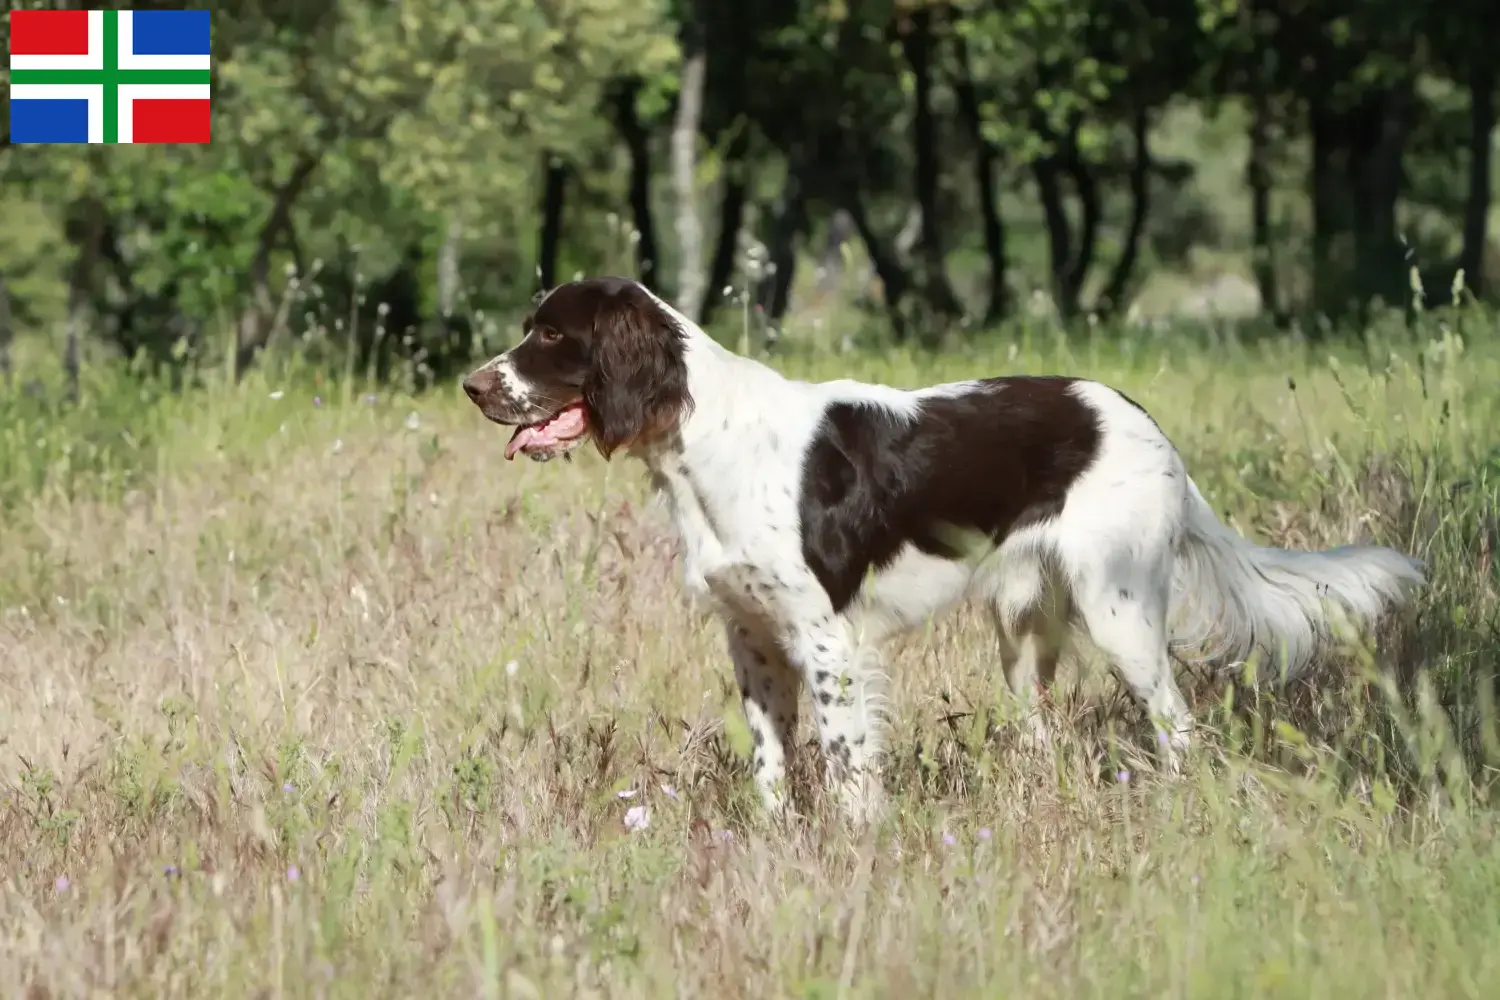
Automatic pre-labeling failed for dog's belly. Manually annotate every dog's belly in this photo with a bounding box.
[853,545,975,640]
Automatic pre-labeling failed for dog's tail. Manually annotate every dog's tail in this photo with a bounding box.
[1169,478,1425,683]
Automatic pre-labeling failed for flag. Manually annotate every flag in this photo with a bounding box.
[7,10,211,144]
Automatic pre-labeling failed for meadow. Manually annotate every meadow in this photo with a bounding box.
[1,305,1499,998]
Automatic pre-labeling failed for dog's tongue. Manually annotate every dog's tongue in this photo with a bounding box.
[504,403,587,460]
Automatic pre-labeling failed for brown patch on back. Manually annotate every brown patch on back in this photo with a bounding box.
[797,377,1102,611]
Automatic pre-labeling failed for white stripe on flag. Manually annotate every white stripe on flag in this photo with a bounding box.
[116,12,212,71]
[116,84,211,144]
[8,10,105,71]
[8,84,105,143]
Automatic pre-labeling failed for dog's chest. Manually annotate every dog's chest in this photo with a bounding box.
[651,455,802,605]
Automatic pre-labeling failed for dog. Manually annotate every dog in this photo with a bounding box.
[462,276,1425,821]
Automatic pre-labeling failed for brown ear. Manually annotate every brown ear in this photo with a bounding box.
[583,288,693,459]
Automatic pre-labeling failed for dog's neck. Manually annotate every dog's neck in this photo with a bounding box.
[631,318,740,474]
[628,291,769,470]
[624,299,786,550]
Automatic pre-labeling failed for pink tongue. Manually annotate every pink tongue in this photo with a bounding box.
[504,404,588,460]
[504,425,541,460]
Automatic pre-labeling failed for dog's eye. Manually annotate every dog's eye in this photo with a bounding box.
[537,328,562,345]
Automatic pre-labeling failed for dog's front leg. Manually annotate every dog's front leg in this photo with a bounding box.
[781,613,886,825]
[725,619,800,816]
[707,562,887,824]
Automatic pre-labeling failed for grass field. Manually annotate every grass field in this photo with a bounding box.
[2,311,1499,997]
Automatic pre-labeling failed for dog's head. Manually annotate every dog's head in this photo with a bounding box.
[462,277,693,461]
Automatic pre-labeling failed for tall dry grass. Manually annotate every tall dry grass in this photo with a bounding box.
[0,311,1497,997]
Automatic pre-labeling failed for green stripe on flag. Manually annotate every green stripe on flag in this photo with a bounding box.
[8,70,211,86]
[104,8,117,143]
[7,11,211,143]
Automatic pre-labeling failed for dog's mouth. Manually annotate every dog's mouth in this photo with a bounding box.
[503,402,591,462]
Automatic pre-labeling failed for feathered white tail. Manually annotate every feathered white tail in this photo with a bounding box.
[1169,479,1425,683]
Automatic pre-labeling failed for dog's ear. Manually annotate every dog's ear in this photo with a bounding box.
[583,287,693,459]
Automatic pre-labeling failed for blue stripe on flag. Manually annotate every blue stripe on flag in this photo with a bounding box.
[10,99,91,144]
[131,11,211,56]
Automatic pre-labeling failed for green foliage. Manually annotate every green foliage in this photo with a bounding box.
[0,0,1494,383]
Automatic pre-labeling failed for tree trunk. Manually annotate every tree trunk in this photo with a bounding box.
[1032,154,1074,317]
[900,8,962,319]
[1062,148,1100,314]
[64,294,84,403]
[1309,85,1410,320]
[1352,86,1411,311]
[1460,61,1495,299]
[613,80,661,288]
[1309,99,1352,319]
[844,189,912,340]
[1247,85,1282,320]
[1098,106,1152,316]
[536,155,568,293]
[672,40,708,320]
[764,179,807,322]
[700,126,751,327]
[952,36,1009,322]
[62,198,111,402]
[437,216,462,318]
[235,150,321,376]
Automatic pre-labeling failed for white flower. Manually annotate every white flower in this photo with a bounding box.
[269,390,284,400]
[623,805,650,831]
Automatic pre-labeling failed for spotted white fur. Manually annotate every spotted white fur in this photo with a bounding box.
[470,281,1426,823]
[618,289,1423,821]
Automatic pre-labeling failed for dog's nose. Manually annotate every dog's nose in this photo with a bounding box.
[462,375,482,402]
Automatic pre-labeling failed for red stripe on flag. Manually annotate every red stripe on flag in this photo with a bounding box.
[9,10,91,56]
[132,100,212,144]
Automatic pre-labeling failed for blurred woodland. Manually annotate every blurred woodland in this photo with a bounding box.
[1,0,1496,385]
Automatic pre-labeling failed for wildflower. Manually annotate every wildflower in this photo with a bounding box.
[941,832,956,847]
[269,390,284,401]
[54,875,70,893]
[164,865,179,877]
[313,396,323,408]
[1116,769,1132,783]
[282,782,295,794]
[616,788,638,799]
[712,829,734,843]
[405,412,421,431]
[504,660,519,677]
[286,865,301,883]
[364,394,377,405]
[623,805,650,831]
[660,783,678,800]
[977,828,993,842]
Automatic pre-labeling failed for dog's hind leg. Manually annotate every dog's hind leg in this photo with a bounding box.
[988,553,1071,749]
[1069,548,1193,772]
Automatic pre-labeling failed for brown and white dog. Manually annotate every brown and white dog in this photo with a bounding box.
[463,276,1424,821]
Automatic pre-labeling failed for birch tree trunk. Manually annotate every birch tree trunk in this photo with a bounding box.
[672,43,707,320]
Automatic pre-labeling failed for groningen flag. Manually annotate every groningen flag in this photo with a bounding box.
[8,9,211,144]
